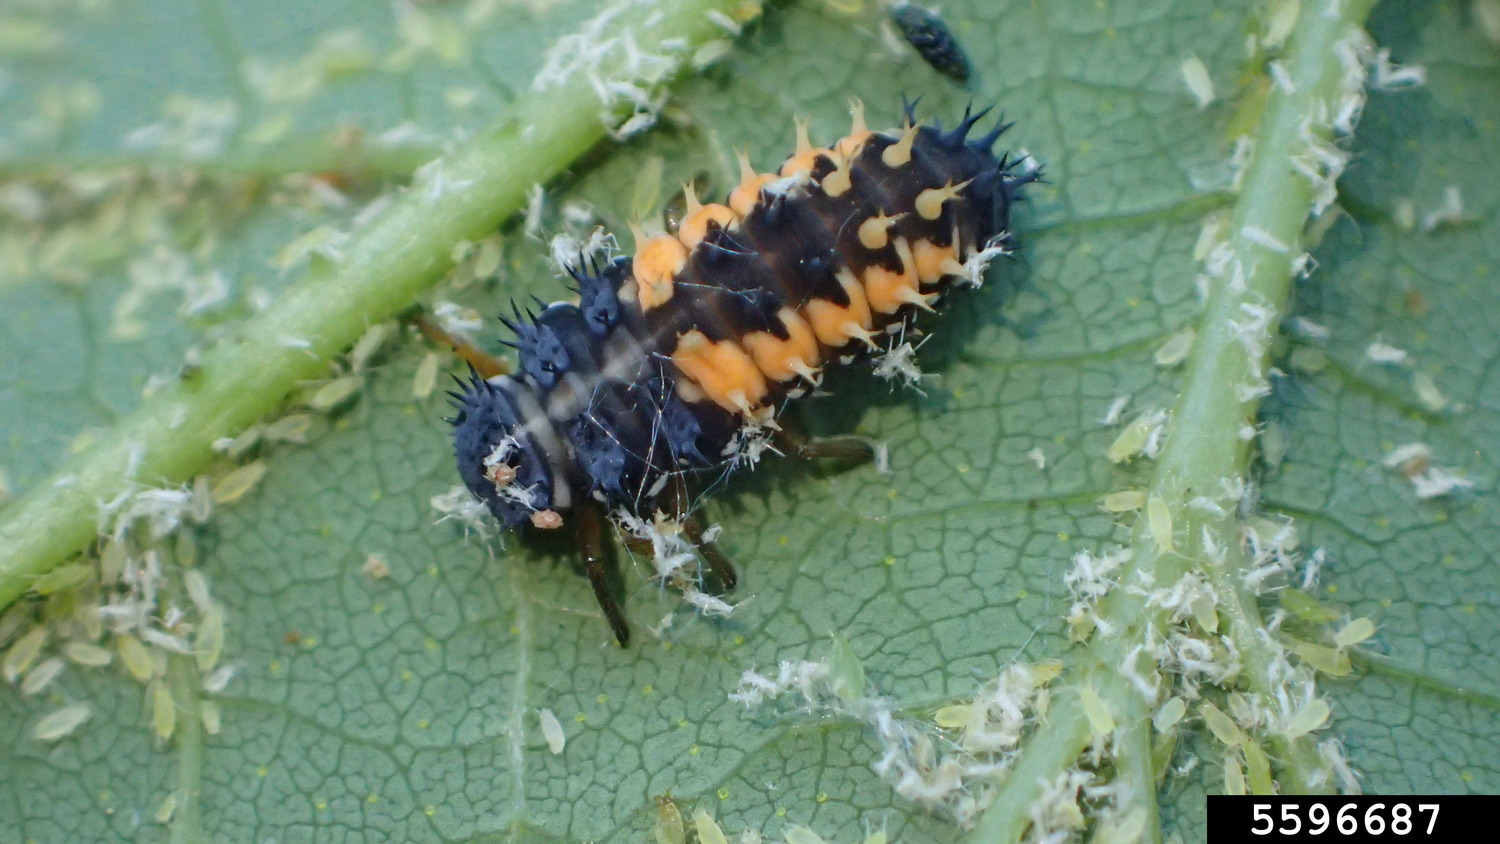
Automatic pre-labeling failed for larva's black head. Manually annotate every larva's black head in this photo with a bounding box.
[448,371,558,529]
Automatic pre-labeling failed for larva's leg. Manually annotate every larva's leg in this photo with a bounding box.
[574,500,631,647]
[685,518,738,592]
[663,479,738,592]
[773,427,884,470]
[408,310,509,379]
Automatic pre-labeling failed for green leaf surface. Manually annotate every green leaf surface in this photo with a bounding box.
[1,0,1496,842]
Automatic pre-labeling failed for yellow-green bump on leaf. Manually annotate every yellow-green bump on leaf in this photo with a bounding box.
[199,700,221,736]
[1153,697,1187,732]
[150,678,176,742]
[1283,699,1331,739]
[64,642,113,668]
[19,657,64,696]
[209,461,268,505]
[116,634,155,683]
[1146,493,1174,553]
[1080,685,1116,735]
[31,703,91,742]
[30,563,92,595]
[3,626,47,683]
[1201,701,1244,748]
[195,604,225,673]
[828,634,866,704]
[1334,618,1376,650]
[654,796,685,844]
[1101,490,1147,513]
[1224,751,1247,796]
[784,825,826,844]
[693,809,729,844]
[1242,741,1274,795]
[1290,640,1352,677]
[934,704,972,729]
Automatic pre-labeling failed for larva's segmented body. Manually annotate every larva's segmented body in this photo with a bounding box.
[449,103,1038,644]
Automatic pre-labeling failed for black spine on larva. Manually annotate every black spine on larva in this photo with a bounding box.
[575,257,628,336]
[450,107,1037,530]
[738,191,849,308]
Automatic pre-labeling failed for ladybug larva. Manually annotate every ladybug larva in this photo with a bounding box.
[448,102,1038,645]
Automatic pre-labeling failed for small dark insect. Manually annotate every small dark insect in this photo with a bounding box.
[447,102,1037,646]
[889,2,973,83]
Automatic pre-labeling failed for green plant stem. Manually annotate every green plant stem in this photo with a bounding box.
[0,0,755,607]
[1110,698,1162,844]
[167,653,205,844]
[0,136,440,181]
[964,1,1375,840]
[968,694,1093,843]
[1157,0,1376,794]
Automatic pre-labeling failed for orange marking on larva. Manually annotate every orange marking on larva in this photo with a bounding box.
[911,238,961,284]
[531,510,564,530]
[677,184,737,249]
[857,212,905,250]
[916,179,973,220]
[820,156,853,197]
[779,117,830,178]
[671,330,769,415]
[633,231,687,310]
[729,151,777,217]
[804,269,874,347]
[743,308,821,381]
[674,376,706,403]
[616,277,640,303]
[881,121,919,168]
[861,237,930,314]
[832,99,872,159]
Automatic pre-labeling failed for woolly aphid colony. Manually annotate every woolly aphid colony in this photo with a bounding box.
[448,102,1038,645]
